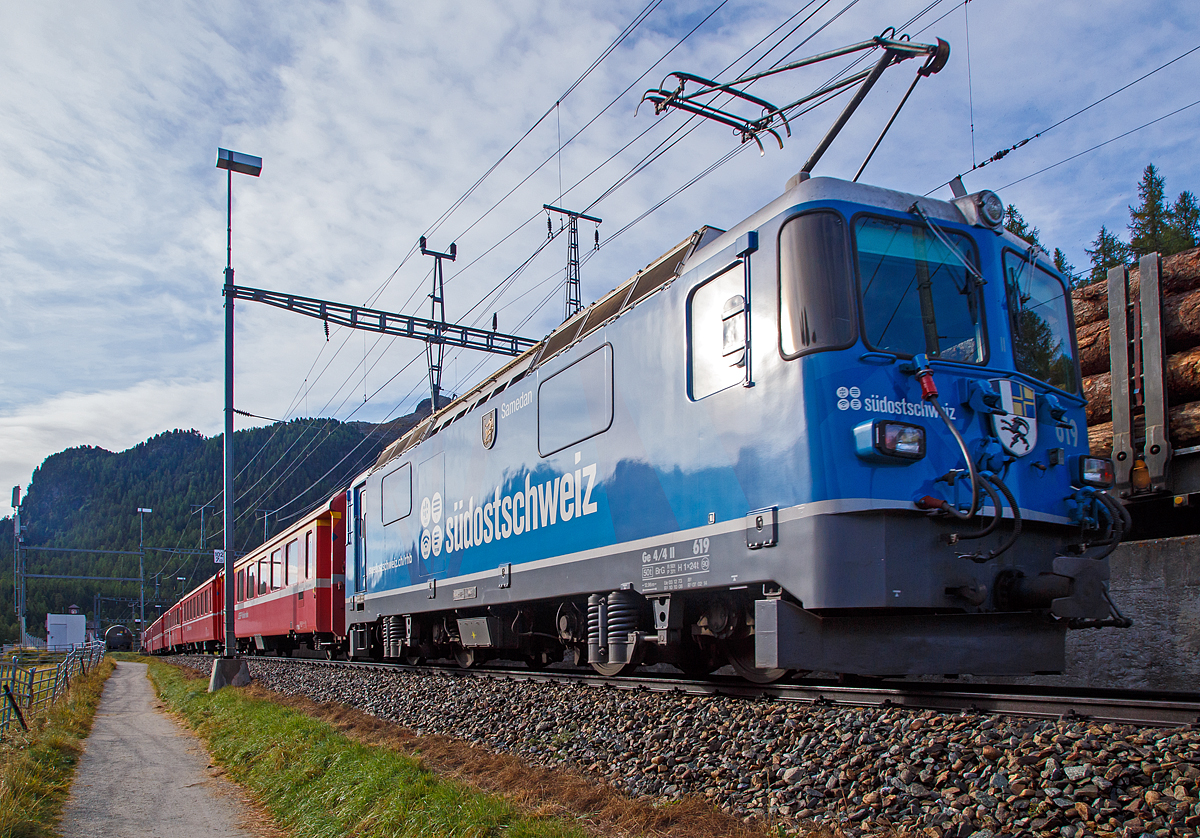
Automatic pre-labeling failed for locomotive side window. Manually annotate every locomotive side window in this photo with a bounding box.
[779,212,856,357]
[689,264,748,399]
[855,215,984,363]
[537,343,614,456]
[1003,251,1078,393]
[237,569,244,602]
[382,463,413,525]
[270,549,283,590]
[247,564,256,599]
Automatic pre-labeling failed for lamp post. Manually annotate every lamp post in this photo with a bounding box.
[214,147,261,687]
[137,507,151,630]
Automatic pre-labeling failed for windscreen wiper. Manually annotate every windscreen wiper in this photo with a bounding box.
[908,202,985,288]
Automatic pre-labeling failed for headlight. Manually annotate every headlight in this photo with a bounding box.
[1073,455,1114,488]
[855,420,926,462]
[977,190,1004,227]
[951,189,1005,229]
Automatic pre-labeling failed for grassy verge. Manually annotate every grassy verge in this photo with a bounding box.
[147,660,587,838]
[0,655,115,838]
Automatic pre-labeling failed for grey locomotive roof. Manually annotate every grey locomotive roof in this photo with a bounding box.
[370,175,1017,472]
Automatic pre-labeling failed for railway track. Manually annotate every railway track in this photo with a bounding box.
[213,653,1200,728]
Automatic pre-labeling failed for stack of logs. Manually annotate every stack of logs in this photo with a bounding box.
[1074,247,1200,454]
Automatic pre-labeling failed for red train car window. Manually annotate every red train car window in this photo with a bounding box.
[270,549,283,590]
[305,530,314,579]
[286,539,299,586]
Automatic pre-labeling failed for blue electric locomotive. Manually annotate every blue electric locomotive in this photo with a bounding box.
[343,173,1126,681]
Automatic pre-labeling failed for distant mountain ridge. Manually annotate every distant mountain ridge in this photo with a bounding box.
[0,401,432,642]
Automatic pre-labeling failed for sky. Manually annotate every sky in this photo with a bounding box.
[2,0,1198,517]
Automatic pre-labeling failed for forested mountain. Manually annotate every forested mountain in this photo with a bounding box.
[2,403,431,642]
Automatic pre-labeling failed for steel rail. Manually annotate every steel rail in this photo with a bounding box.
[196,654,1200,728]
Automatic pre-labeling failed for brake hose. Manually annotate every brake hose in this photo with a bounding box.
[960,472,1022,563]
[954,473,1002,540]
[913,359,980,519]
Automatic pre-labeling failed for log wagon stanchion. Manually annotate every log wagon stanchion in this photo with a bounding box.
[1078,247,1200,528]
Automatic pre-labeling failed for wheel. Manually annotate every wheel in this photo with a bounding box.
[724,637,792,684]
[455,647,481,669]
[589,660,638,676]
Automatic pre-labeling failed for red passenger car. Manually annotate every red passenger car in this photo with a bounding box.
[231,494,346,656]
[175,575,224,653]
[142,613,167,654]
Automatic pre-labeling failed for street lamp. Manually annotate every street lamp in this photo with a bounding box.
[137,507,152,631]
[213,147,261,689]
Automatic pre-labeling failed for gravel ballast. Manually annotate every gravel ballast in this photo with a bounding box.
[177,656,1200,837]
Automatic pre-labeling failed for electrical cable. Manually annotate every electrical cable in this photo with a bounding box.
[257,1,681,444]
[953,475,1002,540]
[960,472,1021,562]
[940,42,1200,187]
[964,0,975,168]
[421,0,667,244]
[244,1,951,521]
[991,97,1200,192]
[265,0,734,443]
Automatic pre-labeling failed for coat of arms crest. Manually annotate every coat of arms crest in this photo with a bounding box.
[481,408,497,449]
[989,379,1038,457]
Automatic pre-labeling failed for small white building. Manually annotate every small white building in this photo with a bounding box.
[46,611,87,651]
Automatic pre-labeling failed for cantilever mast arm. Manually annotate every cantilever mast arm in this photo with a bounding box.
[224,284,538,357]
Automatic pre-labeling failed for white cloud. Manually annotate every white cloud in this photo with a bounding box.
[0,379,222,506]
[1,0,1199,515]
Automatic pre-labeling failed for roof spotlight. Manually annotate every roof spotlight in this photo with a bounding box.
[952,189,1005,229]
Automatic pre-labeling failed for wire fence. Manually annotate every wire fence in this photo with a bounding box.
[0,642,106,737]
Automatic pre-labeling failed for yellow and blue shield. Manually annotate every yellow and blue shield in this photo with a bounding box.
[990,379,1038,456]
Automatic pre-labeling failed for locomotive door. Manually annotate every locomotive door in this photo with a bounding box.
[351,483,367,594]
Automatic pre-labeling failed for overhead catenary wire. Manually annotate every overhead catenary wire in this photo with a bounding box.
[231,0,960,531]
[262,0,732,447]
[991,97,1200,192]
[223,0,678,490]
[938,41,1200,188]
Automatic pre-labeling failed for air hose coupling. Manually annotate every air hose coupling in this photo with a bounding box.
[910,353,939,402]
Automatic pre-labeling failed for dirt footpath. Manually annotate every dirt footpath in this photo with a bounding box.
[59,661,268,838]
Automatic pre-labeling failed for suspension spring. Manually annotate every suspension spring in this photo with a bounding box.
[587,594,606,663]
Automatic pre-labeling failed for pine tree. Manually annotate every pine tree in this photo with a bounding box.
[1128,164,1172,257]
[1053,248,1077,284]
[1168,190,1199,252]
[1085,225,1130,284]
[1003,205,1041,248]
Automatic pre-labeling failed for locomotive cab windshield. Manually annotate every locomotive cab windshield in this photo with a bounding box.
[855,215,984,363]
